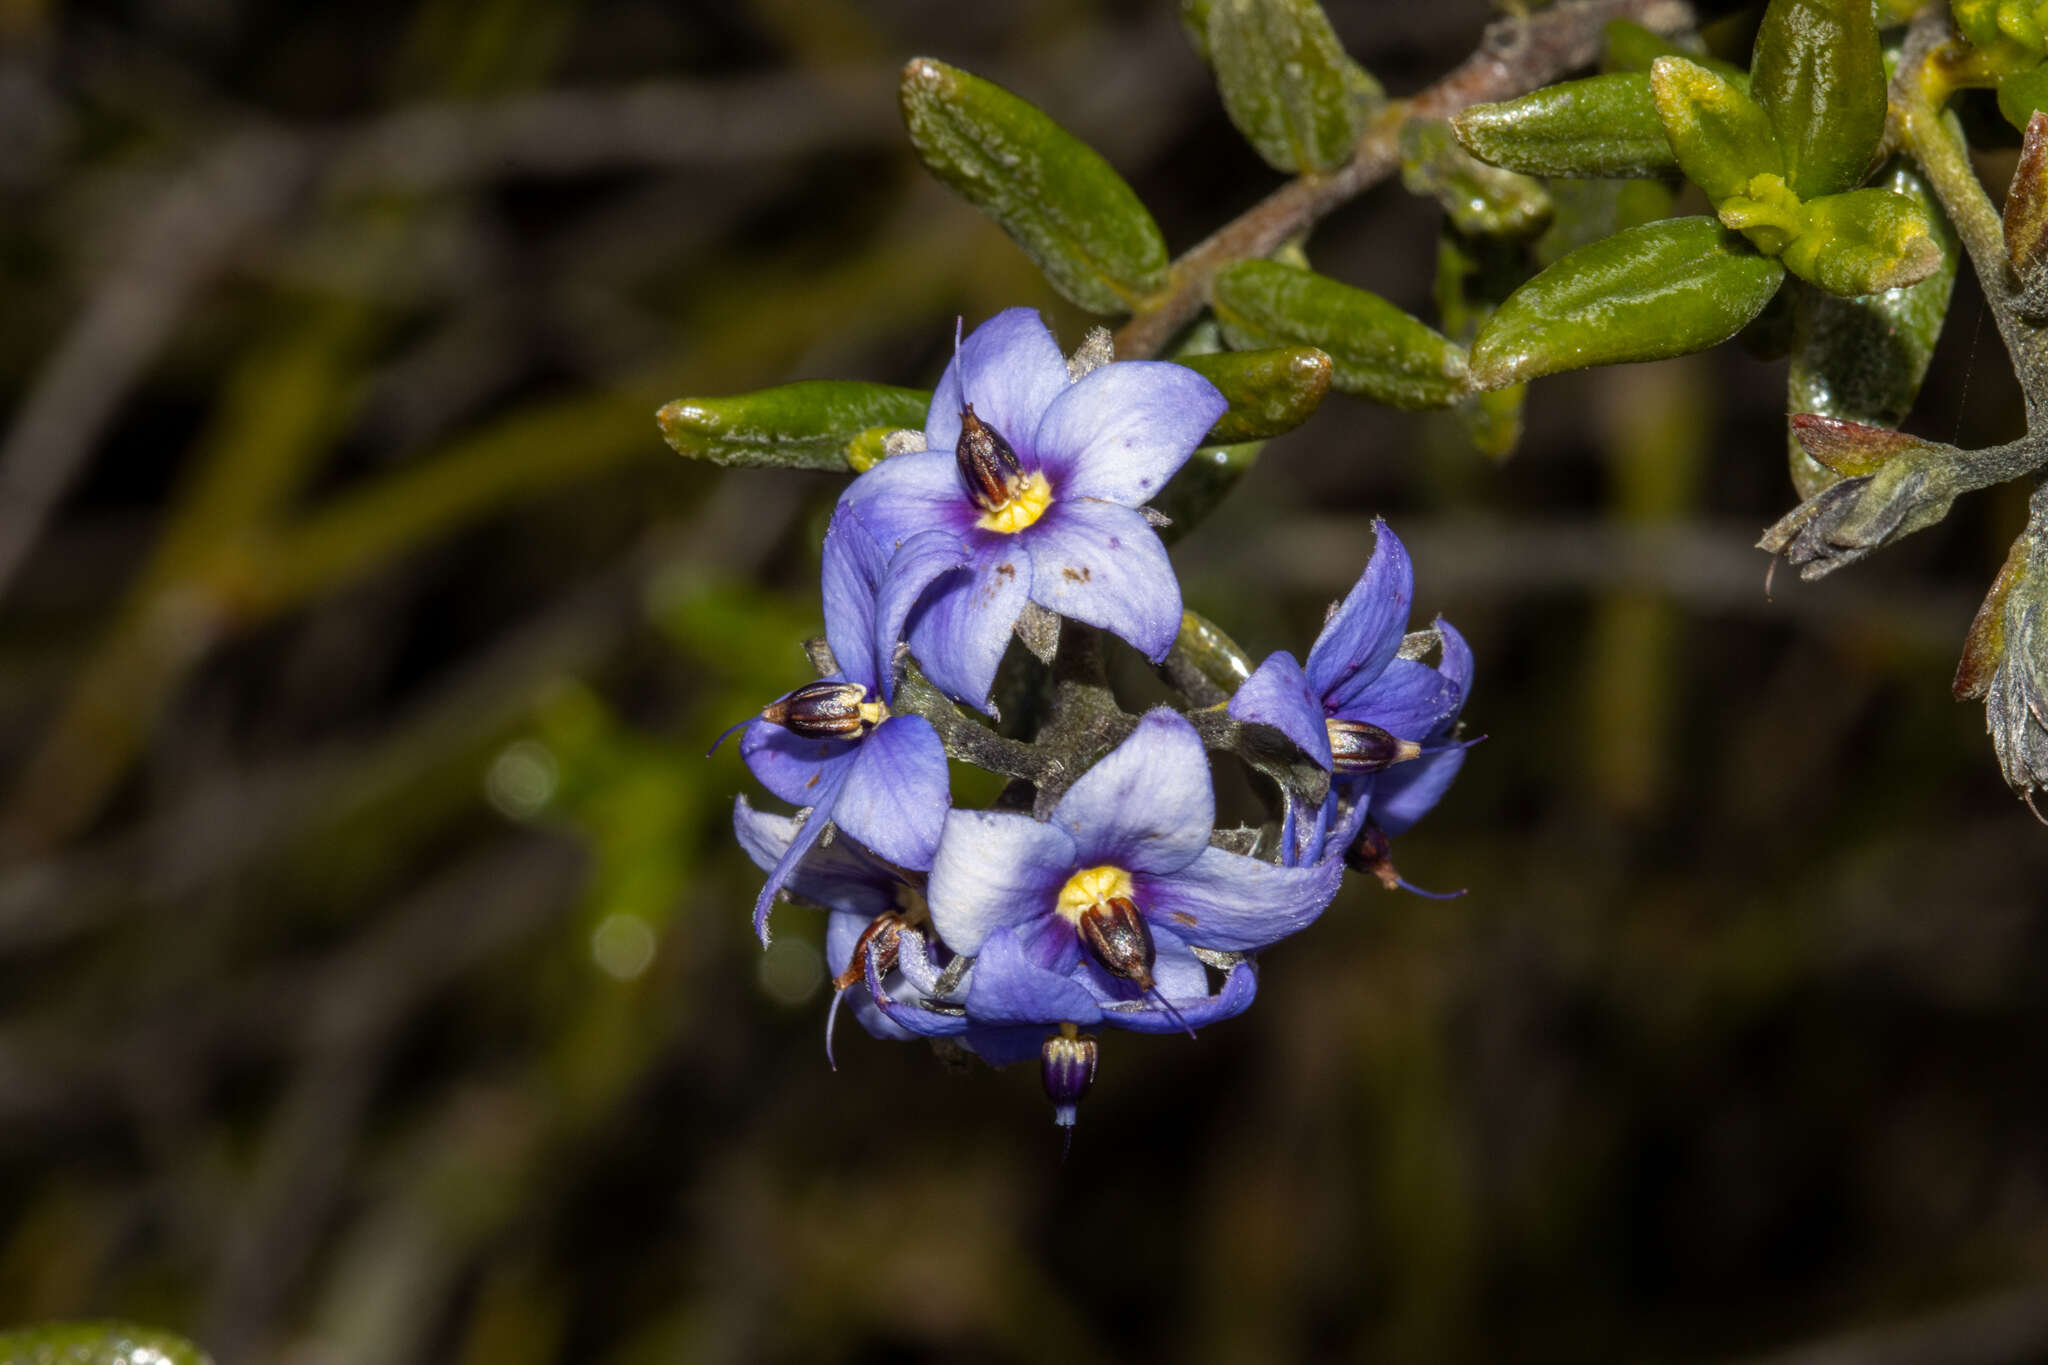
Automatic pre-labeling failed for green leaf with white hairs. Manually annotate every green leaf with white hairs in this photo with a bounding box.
[1197,0,1383,173]
[1454,74,1678,180]
[1469,216,1785,389]
[1780,187,1943,296]
[899,57,1169,313]
[656,381,931,472]
[1212,259,1468,409]
[1651,57,1782,205]
[1751,0,1886,199]
[1177,346,1335,443]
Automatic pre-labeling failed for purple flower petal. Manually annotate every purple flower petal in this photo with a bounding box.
[1101,959,1258,1035]
[1022,498,1181,662]
[749,764,851,944]
[840,449,974,554]
[1229,650,1333,768]
[1326,657,1460,740]
[739,716,856,808]
[962,925,1105,1027]
[906,535,1032,712]
[923,307,1071,459]
[1434,617,1474,715]
[1372,746,1468,836]
[820,505,888,690]
[1031,360,1224,503]
[1304,519,1413,702]
[732,796,895,917]
[872,528,969,702]
[1050,707,1213,876]
[1134,843,1342,952]
[867,950,971,1038]
[926,808,1076,955]
[893,926,951,997]
[832,715,949,873]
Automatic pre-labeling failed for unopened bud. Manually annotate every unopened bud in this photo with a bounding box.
[1078,895,1155,990]
[2009,111,2048,316]
[1041,1026,1098,1130]
[1326,718,1422,774]
[955,403,1021,511]
[1343,820,1402,890]
[761,680,879,739]
[831,911,906,992]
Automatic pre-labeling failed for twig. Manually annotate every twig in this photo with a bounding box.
[1113,0,1700,358]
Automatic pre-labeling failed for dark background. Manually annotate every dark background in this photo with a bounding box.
[3,1,2047,1361]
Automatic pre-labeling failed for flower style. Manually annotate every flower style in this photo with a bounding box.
[840,308,1227,711]
[734,505,955,942]
[1226,520,1474,864]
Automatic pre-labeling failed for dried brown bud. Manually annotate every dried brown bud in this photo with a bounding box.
[955,403,1021,511]
[831,911,906,992]
[761,680,875,739]
[1077,895,1155,990]
[1326,718,1423,774]
[1041,1026,1099,1130]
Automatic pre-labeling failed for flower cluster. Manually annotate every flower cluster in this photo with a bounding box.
[724,309,1476,1133]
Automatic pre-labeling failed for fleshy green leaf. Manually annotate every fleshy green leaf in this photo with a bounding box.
[1751,0,1886,199]
[1781,187,1943,295]
[1651,57,1783,205]
[899,57,1169,312]
[1200,0,1383,174]
[1468,215,1785,389]
[0,1324,213,1365]
[1400,120,1552,237]
[1997,59,2048,131]
[1788,161,1957,497]
[1212,259,1469,409]
[656,381,930,471]
[1177,347,1335,442]
[1454,74,1678,180]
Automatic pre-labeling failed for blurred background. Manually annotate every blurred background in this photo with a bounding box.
[4,0,2048,1361]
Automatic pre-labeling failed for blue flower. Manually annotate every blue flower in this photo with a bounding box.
[734,505,954,943]
[840,308,1227,712]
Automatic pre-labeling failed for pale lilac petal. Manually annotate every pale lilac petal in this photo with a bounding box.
[1050,708,1213,875]
[867,951,970,1039]
[1304,520,1413,701]
[839,449,974,553]
[732,796,894,917]
[962,925,1105,1027]
[1228,650,1333,768]
[1372,746,1468,836]
[926,808,1076,955]
[832,716,949,872]
[923,307,1071,458]
[872,529,969,702]
[1433,617,1474,716]
[1134,843,1342,952]
[1101,959,1258,1034]
[820,505,887,690]
[750,766,850,944]
[1326,658,1461,740]
[893,927,951,997]
[1022,498,1181,661]
[1033,360,1225,501]
[906,535,1032,712]
[739,716,856,807]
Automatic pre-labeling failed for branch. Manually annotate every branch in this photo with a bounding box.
[1113,0,1701,358]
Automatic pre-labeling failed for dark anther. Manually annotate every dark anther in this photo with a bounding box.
[1078,895,1156,990]
[1041,1026,1098,1133]
[760,680,873,739]
[1326,718,1422,774]
[956,402,1021,511]
[1343,819,1402,890]
[832,911,906,992]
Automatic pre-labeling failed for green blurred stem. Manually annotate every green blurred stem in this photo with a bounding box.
[1114,0,1700,358]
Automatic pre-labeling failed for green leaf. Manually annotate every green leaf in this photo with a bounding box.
[0,1324,213,1365]
[1997,58,2048,130]
[1177,347,1335,442]
[1454,74,1678,180]
[1602,19,1750,82]
[1534,178,1677,267]
[1468,216,1785,389]
[899,57,1169,312]
[1780,187,1942,295]
[1787,161,1958,498]
[1651,57,1782,205]
[1212,259,1469,409]
[656,381,930,471]
[1401,119,1552,237]
[1751,0,1886,199]
[1200,0,1383,174]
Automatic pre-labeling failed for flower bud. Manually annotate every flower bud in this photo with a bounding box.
[1078,895,1156,989]
[1326,718,1422,773]
[1343,820,1403,891]
[831,911,906,992]
[1041,1026,1098,1130]
[955,403,1022,511]
[760,680,879,739]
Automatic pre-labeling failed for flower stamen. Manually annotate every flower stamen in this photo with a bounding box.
[956,403,1053,534]
[760,681,888,739]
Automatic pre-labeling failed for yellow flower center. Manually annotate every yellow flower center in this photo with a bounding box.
[974,469,1053,535]
[1056,864,1134,924]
